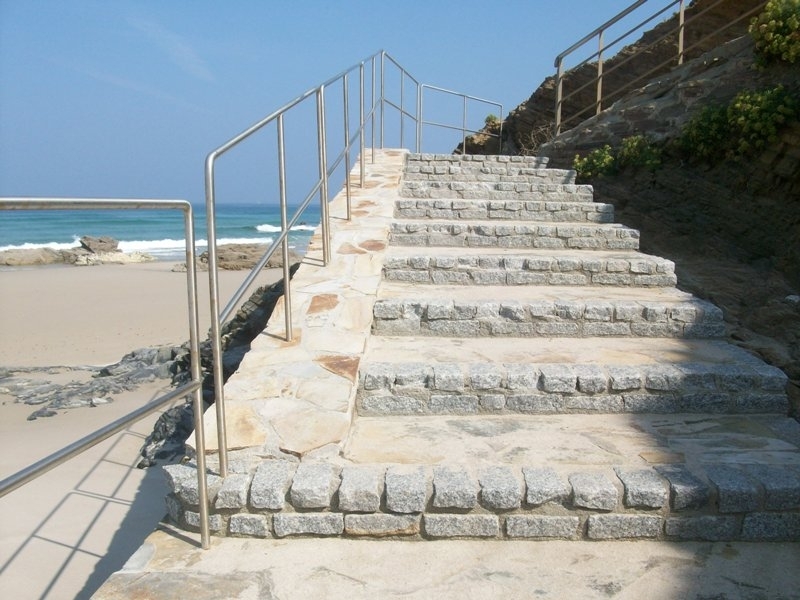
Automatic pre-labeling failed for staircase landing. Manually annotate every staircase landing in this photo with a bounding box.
[161,150,798,544]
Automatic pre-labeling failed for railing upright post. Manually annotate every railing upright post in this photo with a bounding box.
[380,52,385,149]
[359,62,365,187]
[316,86,331,265]
[204,156,229,481]
[462,94,468,153]
[276,115,293,341]
[416,85,422,153]
[678,0,686,65]
[182,204,210,550]
[555,58,564,135]
[371,56,376,163]
[400,71,405,149]
[596,30,604,116]
[343,73,352,221]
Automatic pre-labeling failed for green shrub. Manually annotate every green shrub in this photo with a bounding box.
[573,136,661,178]
[484,114,500,126]
[679,85,798,162]
[749,0,800,64]
[573,145,615,178]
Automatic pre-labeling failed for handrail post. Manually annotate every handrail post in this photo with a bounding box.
[371,56,376,163]
[462,94,468,153]
[276,115,293,341]
[596,29,604,116]
[316,86,330,266]
[204,157,229,480]
[555,57,564,135]
[678,0,686,65]
[183,203,210,550]
[399,70,405,149]
[416,84,423,153]
[343,73,352,221]
[359,62,365,187]
[380,52,385,148]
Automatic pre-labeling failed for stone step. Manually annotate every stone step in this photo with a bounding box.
[383,248,676,287]
[395,198,614,223]
[401,180,594,201]
[357,337,787,416]
[389,221,640,250]
[406,152,550,170]
[372,284,725,338]
[163,412,800,541]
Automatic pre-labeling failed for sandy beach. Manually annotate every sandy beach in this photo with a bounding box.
[0,260,282,599]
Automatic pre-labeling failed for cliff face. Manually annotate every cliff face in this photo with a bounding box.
[461,0,763,155]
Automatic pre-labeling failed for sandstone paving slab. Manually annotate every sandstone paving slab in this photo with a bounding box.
[93,525,800,600]
[341,413,800,472]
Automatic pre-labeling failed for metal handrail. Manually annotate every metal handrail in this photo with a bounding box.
[0,197,211,550]
[554,0,767,134]
[204,50,503,479]
[418,84,503,153]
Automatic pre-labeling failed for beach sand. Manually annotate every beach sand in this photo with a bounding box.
[0,260,282,599]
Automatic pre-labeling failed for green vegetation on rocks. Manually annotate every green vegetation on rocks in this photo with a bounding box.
[749,0,800,65]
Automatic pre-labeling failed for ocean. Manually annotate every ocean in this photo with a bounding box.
[0,203,320,261]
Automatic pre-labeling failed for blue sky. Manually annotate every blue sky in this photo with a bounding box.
[0,0,642,204]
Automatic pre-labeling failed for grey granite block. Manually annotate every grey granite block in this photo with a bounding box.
[430,394,479,414]
[344,514,420,537]
[386,466,428,513]
[539,365,577,393]
[215,473,252,509]
[654,465,709,511]
[185,511,224,532]
[587,514,662,539]
[360,394,427,415]
[665,516,739,541]
[479,394,506,410]
[338,466,385,513]
[289,462,341,509]
[570,473,618,511]
[394,363,430,387]
[273,514,344,537]
[506,515,581,539]
[424,514,500,538]
[505,364,539,389]
[575,365,608,394]
[433,364,465,391]
[469,364,503,390]
[614,467,668,508]
[479,466,522,510]
[706,465,762,513]
[432,466,478,509]
[163,464,223,507]
[741,513,800,541]
[523,467,570,506]
[741,465,800,510]
[229,514,271,538]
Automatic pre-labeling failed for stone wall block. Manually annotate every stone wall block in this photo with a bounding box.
[432,466,478,509]
[289,462,341,509]
[523,467,570,506]
[339,466,386,513]
[424,514,500,538]
[614,467,668,508]
[570,473,618,511]
[654,465,710,511]
[273,514,344,537]
[587,514,662,539]
[386,466,429,513]
[250,460,297,510]
[345,514,421,537]
[706,465,762,513]
[479,466,523,509]
[506,515,581,539]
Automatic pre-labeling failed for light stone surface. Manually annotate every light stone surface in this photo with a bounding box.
[344,514,420,537]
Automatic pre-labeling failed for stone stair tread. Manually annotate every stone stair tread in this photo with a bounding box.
[342,413,800,469]
[391,219,634,230]
[384,246,660,261]
[376,282,695,304]
[363,336,765,367]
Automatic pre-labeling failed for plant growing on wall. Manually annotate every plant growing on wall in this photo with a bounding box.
[749,0,800,65]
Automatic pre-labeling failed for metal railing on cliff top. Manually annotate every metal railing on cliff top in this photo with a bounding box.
[554,0,768,134]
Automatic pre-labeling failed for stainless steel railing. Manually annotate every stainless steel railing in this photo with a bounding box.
[204,50,502,478]
[0,198,212,548]
[554,0,767,134]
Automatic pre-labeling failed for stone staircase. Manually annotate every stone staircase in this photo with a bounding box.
[163,151,800,543]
